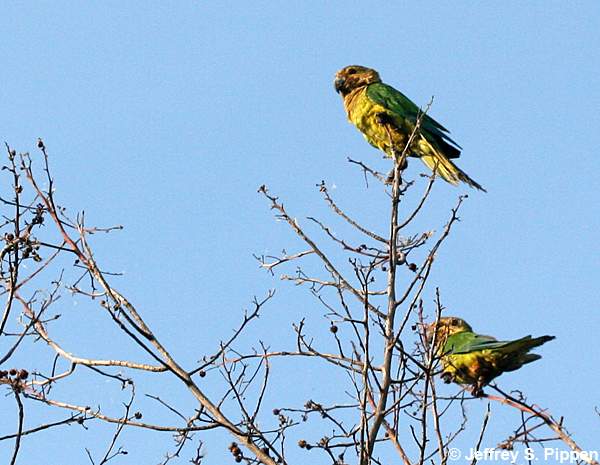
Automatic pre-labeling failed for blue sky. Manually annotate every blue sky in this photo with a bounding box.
[1,2,599,464]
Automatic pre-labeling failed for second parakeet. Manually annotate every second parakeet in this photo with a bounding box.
[427,317,554,396]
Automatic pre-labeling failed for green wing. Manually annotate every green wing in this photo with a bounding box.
[445,332,550,355]
[444,332,503,354]
[366,83,461,158]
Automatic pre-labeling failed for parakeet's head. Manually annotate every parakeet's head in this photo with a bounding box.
[434,316,473,334]
[334,65,381,96]
[426,316,473,346]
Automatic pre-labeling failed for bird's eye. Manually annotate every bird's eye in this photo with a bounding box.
[450,318,459,326]
[347,68,357,75]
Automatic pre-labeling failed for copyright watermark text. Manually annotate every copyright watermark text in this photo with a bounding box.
[447,447,599,463]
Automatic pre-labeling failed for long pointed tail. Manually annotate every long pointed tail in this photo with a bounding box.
[503,335,555,371]
[420,153,486,192]
[510,335,556,353]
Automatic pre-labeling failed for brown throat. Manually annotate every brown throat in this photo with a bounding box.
[343,87,365,116]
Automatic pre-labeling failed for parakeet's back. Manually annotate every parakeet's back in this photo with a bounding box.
[364,83,462,160]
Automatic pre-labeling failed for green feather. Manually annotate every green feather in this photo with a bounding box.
[366,83,461,159]
[443,332,496,354]
[445,332,555,356]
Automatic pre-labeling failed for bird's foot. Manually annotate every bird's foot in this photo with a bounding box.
[385,159,408,185]
[471,387,485,398]
[441,372,454,384]
[385,170,394,185]
[471,381,485,398]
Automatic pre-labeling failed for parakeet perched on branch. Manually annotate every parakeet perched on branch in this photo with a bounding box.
[334,65,485,191]
[427,317,554,396]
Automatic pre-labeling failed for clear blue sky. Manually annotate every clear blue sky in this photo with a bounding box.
[1,2,598,463]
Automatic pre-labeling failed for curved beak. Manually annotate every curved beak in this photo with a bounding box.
[334,77,345,94]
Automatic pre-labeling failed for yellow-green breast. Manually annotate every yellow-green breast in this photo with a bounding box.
[343,87,405,156]
[443,350,500,385]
